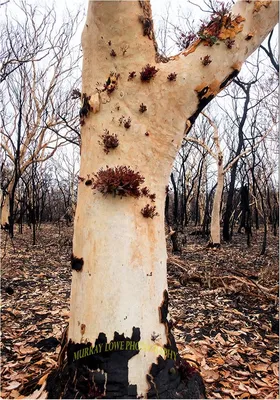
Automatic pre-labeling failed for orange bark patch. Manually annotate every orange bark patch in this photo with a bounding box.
[195,79,222,100]
[208,80,222,97]
[253,1,272,13]
[81,324,86,335]
[232,61,242,71]
[195,82,208,94]
[218,15,245,40]
[182,39,201,57]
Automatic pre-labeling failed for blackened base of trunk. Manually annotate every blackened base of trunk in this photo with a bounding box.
[171,230,182,254]
[20,292,206,399]
[207,242,221,249]
[34,352,205,399]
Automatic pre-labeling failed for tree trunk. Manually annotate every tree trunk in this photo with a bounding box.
[164,189,170,225]
[1,178,17,237]
[210,161,223,246]
[195,157,204,226]
[180,163,186,227]
[223,80,251,241]
[0,190,10,228]
[31,164,36,245]
[37,1,278,398]
[170,173,178,226]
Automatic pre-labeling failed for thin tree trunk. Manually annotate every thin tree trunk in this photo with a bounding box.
[170,172,178,226]
[223,82,251,241]
[210,160,224,246]
[0,191,10,228]
[31,163,36,245]
[195,157,204,226]
[164,189,169,225]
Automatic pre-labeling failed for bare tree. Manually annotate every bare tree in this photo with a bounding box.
[221,52,278,241]
[187,112,275,246]
[51,146,80,223]
[0,1,82,236]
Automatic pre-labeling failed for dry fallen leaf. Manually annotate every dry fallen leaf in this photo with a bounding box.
[222,328,243,336]
[271,362,279,377]
[10,390,20,398]
[209,357,225,365]
[201,367,220,381]
[219,381,231,388]
[253,363,269,372]
[254,379,271,388]
[247,386,259,395]
[5,382,21,391]
[19,346,37,355]
[2,224,278,399]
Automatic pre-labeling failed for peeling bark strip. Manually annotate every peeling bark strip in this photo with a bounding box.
[71,255,84,271]
[46,328,140,399]
[146,291,206,398]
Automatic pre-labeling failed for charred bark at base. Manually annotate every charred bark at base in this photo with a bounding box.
[206,242,221,249]
[238,185,252,246]
[147,290,206,399]
[147,357,205,399]
[45,328,141,399]
[23,292,206,399]
[165,191,170,225]
[170,229,182,254]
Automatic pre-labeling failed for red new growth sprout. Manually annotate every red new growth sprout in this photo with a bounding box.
[140,64,159,82]
[99,130,119,154]
[167,72,177,81]
[201,55,212,66]
[139,103,147,113]
[141,187,156,202]
[141,204,159,219]
[177,32,197,50]
[93,166,145,198]
[128,71,137,80]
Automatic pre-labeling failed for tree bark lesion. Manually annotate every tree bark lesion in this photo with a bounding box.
[146,290,206,399]
[44,329,141,399]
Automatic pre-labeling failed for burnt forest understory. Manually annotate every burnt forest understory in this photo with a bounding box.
[1,223,279,399]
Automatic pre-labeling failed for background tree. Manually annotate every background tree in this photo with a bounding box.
[185,111,276,247]
[0,1,81,236]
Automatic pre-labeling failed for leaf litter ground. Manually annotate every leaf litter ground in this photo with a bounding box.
[1,224,278,399]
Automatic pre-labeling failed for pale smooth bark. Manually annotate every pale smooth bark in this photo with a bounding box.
[0,179,15,228]
[210,157,224,246]
[0,189,9,226]
[187,116,224,245]
[52,1,279,398]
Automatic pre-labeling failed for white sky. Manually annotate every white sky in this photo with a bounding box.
[2,0,278,181]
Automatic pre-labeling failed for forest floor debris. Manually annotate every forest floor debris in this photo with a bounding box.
[1,224,279,399]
